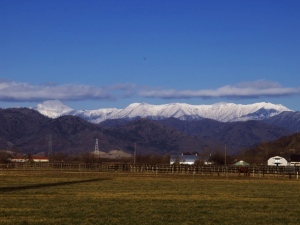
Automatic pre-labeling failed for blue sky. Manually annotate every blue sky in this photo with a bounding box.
[1,0,300,110]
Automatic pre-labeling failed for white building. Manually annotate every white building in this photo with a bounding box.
[31,156,49,163]
[9,155,49,163]
[267,156,288,166]
[170,154,199,165]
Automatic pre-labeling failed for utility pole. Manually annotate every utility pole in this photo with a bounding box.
[95,138,99,160]
[224,144,227,166]
[134,143,137,165]
[48,135,53,163]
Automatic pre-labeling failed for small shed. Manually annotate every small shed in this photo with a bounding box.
[267,156,288,166]
[170,154,199,165]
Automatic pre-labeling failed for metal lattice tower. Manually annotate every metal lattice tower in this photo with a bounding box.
[48,135,53,162]
[95,138,99,159]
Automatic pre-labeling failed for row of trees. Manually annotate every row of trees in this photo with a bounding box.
[4,141,300,165]
[0,150,236,165]
[51,152,172,164]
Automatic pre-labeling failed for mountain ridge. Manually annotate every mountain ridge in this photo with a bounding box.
[0,107,296,156]
[35,100,292,123]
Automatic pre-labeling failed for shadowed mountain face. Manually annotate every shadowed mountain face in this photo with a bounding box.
[100,118,222,155]
[263,111,300,132]
[0,108,49,147]
[150,118,293,154]
[100,117,293,154]
[0,108,294,156]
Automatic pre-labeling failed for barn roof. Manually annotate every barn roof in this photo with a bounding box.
[233,160,250,166]
[31,156,48,160]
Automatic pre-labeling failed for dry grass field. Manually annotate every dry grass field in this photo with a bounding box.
[0,170,299,225]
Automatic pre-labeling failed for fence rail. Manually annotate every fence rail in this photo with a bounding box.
[1,162,299,179]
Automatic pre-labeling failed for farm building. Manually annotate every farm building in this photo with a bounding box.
[170,154,199,165]
[31,156,49,163]
[267,156,288,166]
[9,155,49,163]
[290,154,300,166]
[233,160,250,166]
[9,155,27,163]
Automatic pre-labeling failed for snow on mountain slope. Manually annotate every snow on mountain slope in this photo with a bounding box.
[35,100,292,123]
[35,100,121,123]
[110,103,205,120]
[35,100,74,118]
[198,102,291,122]
[72,108,121,124]
[109,102,291,122]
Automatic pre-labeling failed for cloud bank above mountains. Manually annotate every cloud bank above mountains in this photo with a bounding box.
[0,81,134,101]
[140,80,299,99]
[0,80,299,102]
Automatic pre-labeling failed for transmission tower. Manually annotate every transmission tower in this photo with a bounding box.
[95,138,99,159]
[48,135,53,163]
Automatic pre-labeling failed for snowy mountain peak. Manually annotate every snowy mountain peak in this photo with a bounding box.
[35,101,292,123]
[112,102,292,122]
[35,100,74,118]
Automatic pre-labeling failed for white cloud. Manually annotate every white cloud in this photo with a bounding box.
[0,81,122,102]
[138,80,300,99]
[1,80,299,102]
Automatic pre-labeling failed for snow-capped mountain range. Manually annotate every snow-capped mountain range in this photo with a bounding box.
[35,100,292,124]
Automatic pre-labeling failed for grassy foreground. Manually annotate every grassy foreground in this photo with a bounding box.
[0,171,299,225]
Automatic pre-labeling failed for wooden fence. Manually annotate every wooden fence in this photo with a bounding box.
[1,162,299,179]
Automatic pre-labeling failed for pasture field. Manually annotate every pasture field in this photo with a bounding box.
[0,170,299,225]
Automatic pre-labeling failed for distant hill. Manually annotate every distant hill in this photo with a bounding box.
[0,108,49,149]
[100,118,222,155]
[0,108,218,155]
[155,118,292,154]
[0,107,295,156]
[241,132,300,164]
[99,117,292,154]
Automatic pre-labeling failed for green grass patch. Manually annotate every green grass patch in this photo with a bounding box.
[0,171,299,224]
